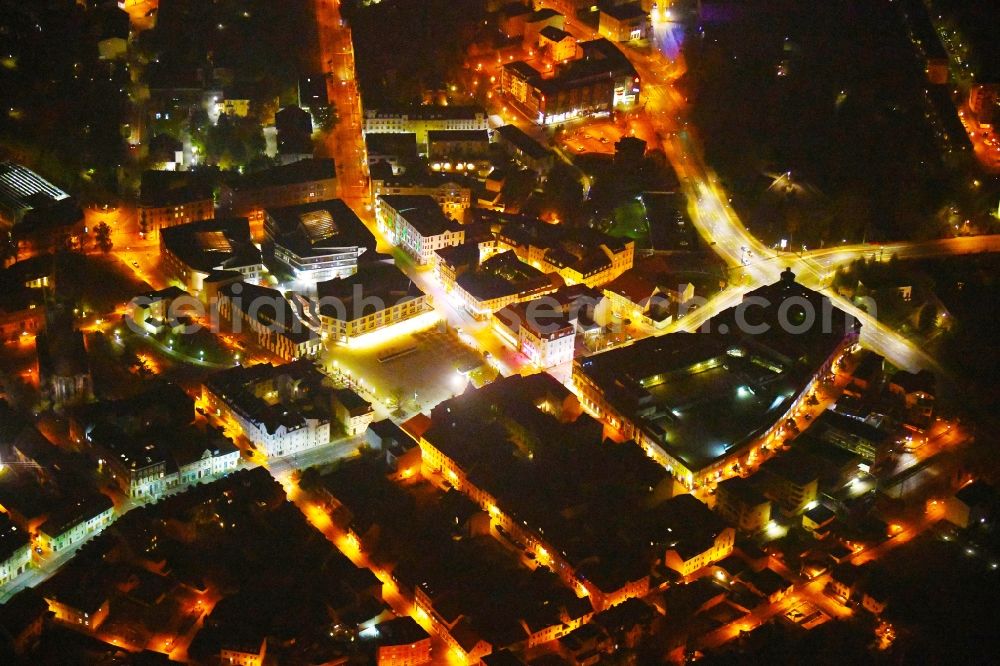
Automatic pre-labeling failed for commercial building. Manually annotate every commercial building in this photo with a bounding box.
[943,481,997,529]
[160,218,264,294]
[601,255,695,329]
[264,199,376,284]
[275,105,315,164]
[377,195,465,265]
[0,257,50,339]
[523,8,565,44]
[202,361,335,459]
[812,408,893,462]
[363,106,490,152]
[500,39,640,125]
[220,636,268,666]
[573,270,859,489]
[298,73,332,127]
[598,3,651,42]
[217,281,323,361]
[138,170,215,235]
[659,494,736,577]
[85,418,240,501]
[491,285,599,368]
[311,261,430,344]
[127,286,193,336]
[42,580,110,631]
[757,450,821,516]
[219,158,338,225]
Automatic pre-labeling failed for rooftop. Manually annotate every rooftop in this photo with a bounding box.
[426,129,490,143]
[0,161,70,222]
[333,388,372,416]
[372,617,429,647]
[575,272,856,471]
[220,281,319,344]
[759,449,823,487]
[378,194,462,237]
[455,250,559,302]
[225,158,336,193]
[315,261,425,322]
[539,25,572,43]
[602,2,649,21]
[39,493,113,538]
[160,218,262,275]
[265,198,376,259]
[365,132,418,157]
[419,375,724,592]
[495,124,551,160]
[0,512,29,561]
[716,476,769,507]
[365,105,487,121]
[139,170,213,208]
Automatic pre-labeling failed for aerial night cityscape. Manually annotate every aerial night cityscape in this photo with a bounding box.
[0,0,999,664]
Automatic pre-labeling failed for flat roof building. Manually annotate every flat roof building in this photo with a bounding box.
[0,162,70,227]
[312,261,430,344]
[573,270,859,489]
[264,199,376,284]
[160,217,263,294]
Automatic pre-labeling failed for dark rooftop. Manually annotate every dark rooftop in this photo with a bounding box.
[378,194,462,237]
[160,217,262,275]
[315,261,425,322]
[426,129,490,144]
[39,493,113,539]
[365,105,486,121]
[539,25,572,43]
[495,124,551,160]
[139,170,213,208]
[265,198,377,257]
[602,2,649,21]
[226,158,336,192]
[575,272,856,472]
[372,616,429,647]
[204,361,333,435]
